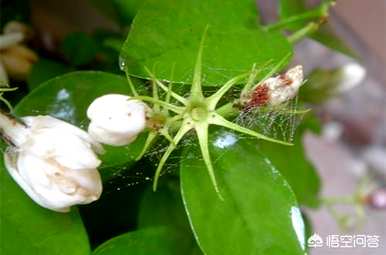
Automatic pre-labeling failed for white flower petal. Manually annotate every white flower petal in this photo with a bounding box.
[3,114,104,212]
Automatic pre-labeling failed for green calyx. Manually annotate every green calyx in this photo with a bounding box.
[130,27,294,198]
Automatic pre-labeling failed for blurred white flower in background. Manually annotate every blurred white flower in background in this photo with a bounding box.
[87,94,148,146]
[1,113,103,212]
[0,21,37,85]
[337,62,366,93]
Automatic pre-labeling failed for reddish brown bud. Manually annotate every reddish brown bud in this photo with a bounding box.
[365,188,386,210]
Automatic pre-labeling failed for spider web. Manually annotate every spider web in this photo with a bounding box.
[106,84,305,193]
[3,63,305,193]
[234,96,304,143]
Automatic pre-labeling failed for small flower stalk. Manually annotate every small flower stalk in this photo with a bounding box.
[1,112,103,212]
[87,94,148,146]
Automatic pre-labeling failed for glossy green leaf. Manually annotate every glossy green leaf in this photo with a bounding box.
[92,227,188,255]
[258,128,321,208]
[180,130,306,255]
[0,153,90,255]
[14,71,145,181]
[139,182,202,254]
[245,111,321,207]
[121,0,292,86]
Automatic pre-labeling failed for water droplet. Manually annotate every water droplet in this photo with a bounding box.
[119,56,126,71]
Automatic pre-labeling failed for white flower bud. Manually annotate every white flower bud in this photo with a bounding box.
[87,94,147,146]
[1,114,103,212]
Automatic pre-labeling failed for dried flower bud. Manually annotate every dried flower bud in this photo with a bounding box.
[247,65,304,108]
[1,114,103,212]
[87,94,148,146]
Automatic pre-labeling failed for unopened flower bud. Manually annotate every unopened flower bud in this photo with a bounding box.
[1,113,103,212]
[247,65,304,108]
[87,94,148,146]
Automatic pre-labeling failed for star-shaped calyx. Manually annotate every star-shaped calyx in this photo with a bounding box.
[130,28,292,198]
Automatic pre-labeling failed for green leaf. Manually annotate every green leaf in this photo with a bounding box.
[28,58,73,90]
[139,182,202,254]
[0,153,90,255]
[121,0,292,86]
[14,71,145,181]
[61,32,98,66]
[180,129,306,255]
[92,227,189,255]
[258,124,321,208]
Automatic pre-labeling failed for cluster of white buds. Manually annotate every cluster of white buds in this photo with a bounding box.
[1,93,149,212]
[87,94,148,146]
[247,65,304,108]
[1,113,103,212]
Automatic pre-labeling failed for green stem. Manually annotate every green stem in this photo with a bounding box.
[125,73,139,97]
[322,196,357,206]
[287,22,320,44]
[136,131,158,161]
[265,0,334,31]
[131,96,184,114]
[266,10,324,31]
